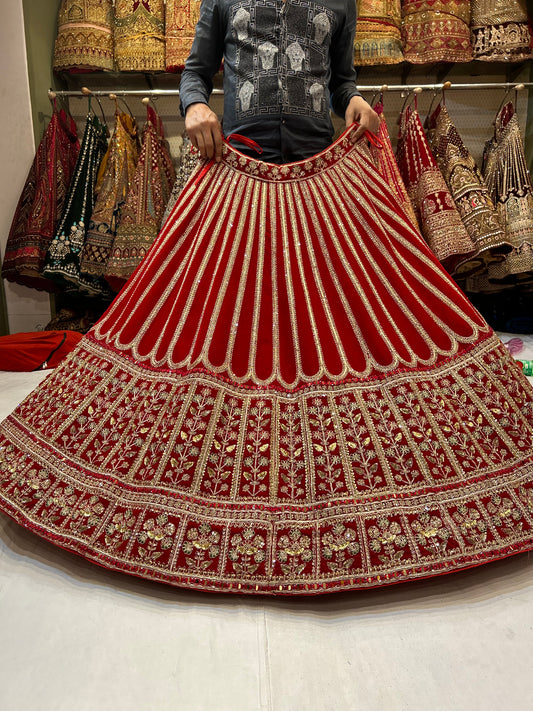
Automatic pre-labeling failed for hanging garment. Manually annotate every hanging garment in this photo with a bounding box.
[370,101,418,228]
[2,107,79,292]
[53,0,114,72]
[471,0,532,61]
[426,102,508,278]
[79,111,139,292]
[43,110,110,295]
[353,0,404,65]
[114,0,166,72]
[165,0,202,71]
[2,127,533,595]
[482,103,533,280]
[396,104,476,272]
[401,0,473,63]
[161,133,199,225]
[104,106,175,292]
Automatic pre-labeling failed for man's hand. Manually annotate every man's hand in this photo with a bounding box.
[345,95,380,141]
[185,103,223,162]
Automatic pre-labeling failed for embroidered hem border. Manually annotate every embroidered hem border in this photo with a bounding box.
[2,334,533,595]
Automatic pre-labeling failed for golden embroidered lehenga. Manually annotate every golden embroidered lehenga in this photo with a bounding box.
[114,0,166,72]
[104,106,175,292]
[53,0,114,72]
[2,127,533,595]
[482,103,533,281]
[80,110,139,293]
[426,102,508,282]
[401,0,473,63]
[353,0,404,65]
[165,0,202,71]
[471,0,532,62]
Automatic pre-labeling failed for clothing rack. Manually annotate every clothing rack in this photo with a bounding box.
[49,82,533,99]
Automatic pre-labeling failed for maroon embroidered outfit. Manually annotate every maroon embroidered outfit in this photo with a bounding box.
[401,0,473,63]
[2,107,79,292]
[1,128,533,595]
[371,101,418,229]
[396,104,476,273]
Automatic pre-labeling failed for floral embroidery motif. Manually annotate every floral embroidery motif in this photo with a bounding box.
[321,524,360,573]
[228,528,266,575]
[452,505,488,547]
[240,400,270,498]
[412,512,452,554]
[182,523,221,571]
[368,517,409,563]
[276,529,313,576]
[105,509,137,552]
[137,514,176,562]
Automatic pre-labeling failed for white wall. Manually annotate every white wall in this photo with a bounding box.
[0,0,51,333]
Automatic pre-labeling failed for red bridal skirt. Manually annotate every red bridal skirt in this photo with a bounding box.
[2,127,533,595]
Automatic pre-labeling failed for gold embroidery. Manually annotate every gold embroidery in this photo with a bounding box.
[54,0,114,71]
[114,0,166,72]
[354,0,404,65]
[471,0,532,61]
[165,0,202,70]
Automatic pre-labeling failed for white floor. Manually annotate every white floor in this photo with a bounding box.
[1,368,533,711]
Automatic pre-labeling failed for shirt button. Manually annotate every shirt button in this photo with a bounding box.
[282,119,286,125]
[278,79,282,88]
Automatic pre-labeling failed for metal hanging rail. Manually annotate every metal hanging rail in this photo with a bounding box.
[48,82,533,99]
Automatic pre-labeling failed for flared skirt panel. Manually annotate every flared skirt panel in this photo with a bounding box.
[1,128,533,594]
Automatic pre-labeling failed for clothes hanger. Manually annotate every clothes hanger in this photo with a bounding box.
[426,81,451,119]
[492,84,513,126]
[372,84,388,109]
[108,93,135,120]
[81,86,110,137]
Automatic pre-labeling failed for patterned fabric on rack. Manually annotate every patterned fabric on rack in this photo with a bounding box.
[426,103,508,278]
[161,134,200,225]
[353,0,404,65]
[2,109,79,293]
[396,104,476,272]
[370,101,418,229]
[43,111,111,297]
[53,0,114,72]
[79,111,139,292]
[471,0,532,61]
[114,0,166,72]
[3,128,533,594]
[165,0,202,71]
[482,103,533,281]
[401,0,473,63]
[105,107,175,292]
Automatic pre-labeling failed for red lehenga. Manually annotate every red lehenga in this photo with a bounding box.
[1,107,79,292]
[2,127,533,596]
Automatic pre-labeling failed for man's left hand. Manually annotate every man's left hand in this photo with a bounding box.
[345,96,380,141]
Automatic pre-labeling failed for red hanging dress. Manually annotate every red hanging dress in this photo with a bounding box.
[396,104,476,273]
[371,101,418,229]
[2,127,533,595]
[2,106,79,292]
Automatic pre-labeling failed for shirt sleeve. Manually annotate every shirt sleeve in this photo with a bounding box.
[179,0,225,116]
[329,0,361,118]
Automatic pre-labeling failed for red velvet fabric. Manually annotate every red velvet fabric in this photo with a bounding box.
[0,331,83,371]
[1,127,533,595]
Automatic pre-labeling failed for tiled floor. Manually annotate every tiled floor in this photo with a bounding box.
[1,367,533,711]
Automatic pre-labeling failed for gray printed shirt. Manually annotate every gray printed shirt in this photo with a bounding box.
[179,0,361,163]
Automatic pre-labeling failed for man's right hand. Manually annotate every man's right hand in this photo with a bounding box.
[185,103,223,162]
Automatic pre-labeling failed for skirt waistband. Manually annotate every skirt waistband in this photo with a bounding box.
[219,124,366,182]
